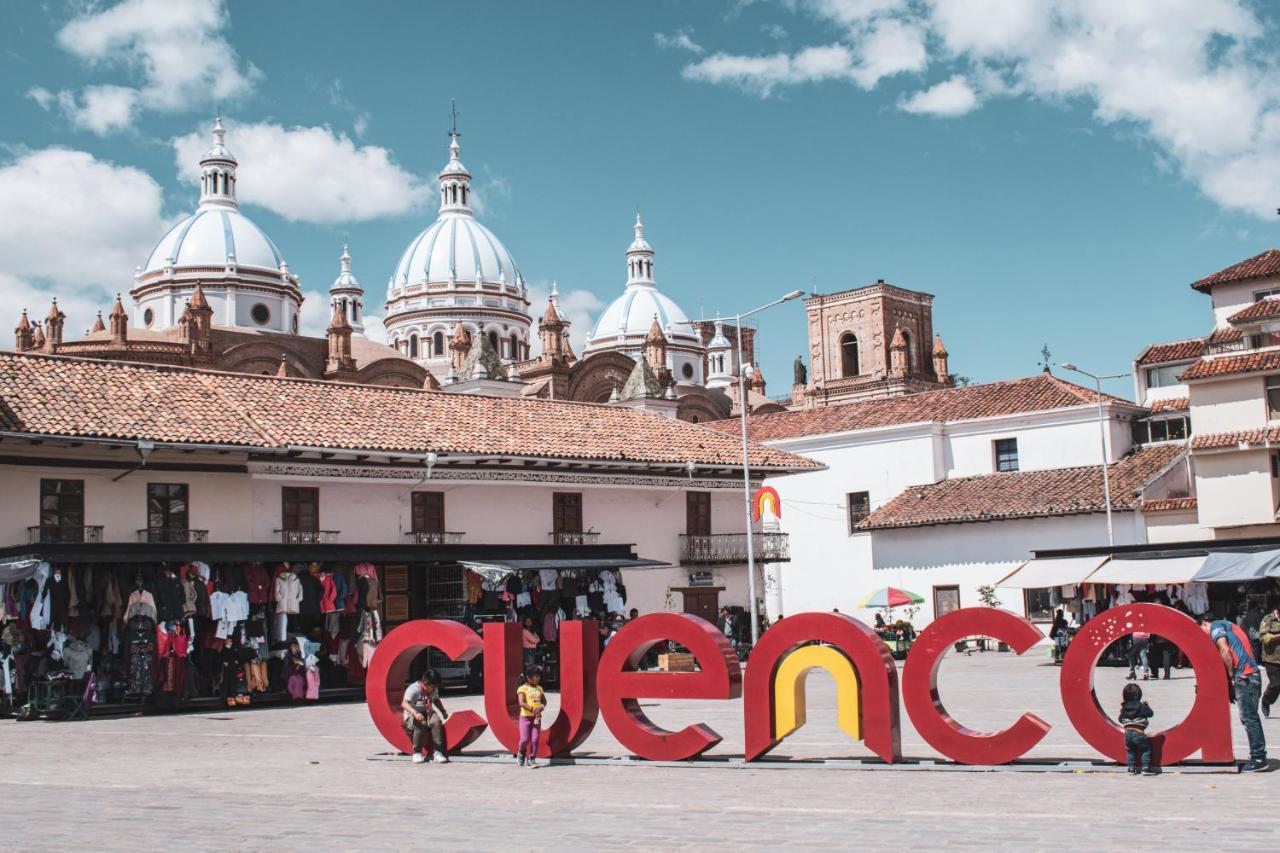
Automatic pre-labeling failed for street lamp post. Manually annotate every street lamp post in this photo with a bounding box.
[1060,363,1131,546]
[734,290,806,646]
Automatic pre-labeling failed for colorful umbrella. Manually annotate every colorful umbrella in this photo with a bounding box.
[858,586,924,609]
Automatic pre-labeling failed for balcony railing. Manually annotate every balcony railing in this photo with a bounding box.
[549,531,601,546]
[275,529,341,544]
[405,531,466,545]
[28,525,104,544]
[136,528,210,543]
[680,532,790,564]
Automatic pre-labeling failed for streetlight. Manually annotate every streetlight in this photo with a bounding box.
[735,290,806,646]
[1060,363,1131,546]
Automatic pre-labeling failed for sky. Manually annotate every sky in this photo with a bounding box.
[2,0,1279,399]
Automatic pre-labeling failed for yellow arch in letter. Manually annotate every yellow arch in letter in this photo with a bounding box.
[773,644,861,743]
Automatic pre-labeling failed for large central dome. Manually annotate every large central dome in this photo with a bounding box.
[382,128,532,368]
[392,215,522,289]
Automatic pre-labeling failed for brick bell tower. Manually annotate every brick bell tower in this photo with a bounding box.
[796,279,952,408]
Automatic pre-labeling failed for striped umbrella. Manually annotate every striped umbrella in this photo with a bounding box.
[858,586,925,609]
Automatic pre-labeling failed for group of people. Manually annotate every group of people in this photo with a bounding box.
[400,666,547,768]
[1120,604,1276,775]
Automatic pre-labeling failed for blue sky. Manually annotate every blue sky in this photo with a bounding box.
[2,0,1278,398]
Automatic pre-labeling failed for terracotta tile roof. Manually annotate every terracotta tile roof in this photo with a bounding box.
[1179,349,1280,381]
[1208,327,1245,347]
[1228,298,1280,324]
[706,373,1135,442]
[1191,249,1280,292]
[1135,338,1205,365]
[1191,427,1280,450]
[1140,497,1197,513]
[1148,397,1189,414]
[857,445,1184,530]
[0,353,818,471]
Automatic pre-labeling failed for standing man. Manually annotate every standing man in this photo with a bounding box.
[401,669,449,765]
[1260,595,1280,719]
[1199,614,1268,772]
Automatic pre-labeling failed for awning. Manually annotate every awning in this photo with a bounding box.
[0,556,41,584]
[1087,555,1207,585]
[996,555,1110,588]
[461,557,668,582]
[1193,549,1280,582]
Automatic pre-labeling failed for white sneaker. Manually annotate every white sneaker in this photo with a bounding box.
[526,759,539,769]
[412,753,426,764]
[432,753,450,764]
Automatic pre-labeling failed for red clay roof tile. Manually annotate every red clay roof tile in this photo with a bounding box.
[1179,350,1280,381]
[0,353,818,471]
[1228,298,1280,324]
[1135,338,1206,365]
[857,445,1184,530]
[1139,497,1197,512]
[1191,427,1280,450]
[706,373,1134,442]
[1148,397,1189,413]
[1191,249,1280,292]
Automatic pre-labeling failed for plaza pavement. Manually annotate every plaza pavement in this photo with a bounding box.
[3,652,1275,851]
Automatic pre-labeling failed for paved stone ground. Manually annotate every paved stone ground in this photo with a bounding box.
[4,653,1275,851]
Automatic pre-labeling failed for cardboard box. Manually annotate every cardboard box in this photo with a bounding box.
[658,653,695,672]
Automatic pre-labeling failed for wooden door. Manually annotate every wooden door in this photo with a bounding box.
[680,588,721,624]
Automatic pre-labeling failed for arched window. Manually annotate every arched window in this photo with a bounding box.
[433,331,444,356]
[409,334,419,358]
[901,330,915,372]
[488,330,499,352]
[510,333,519,360]
[840,333,860,377]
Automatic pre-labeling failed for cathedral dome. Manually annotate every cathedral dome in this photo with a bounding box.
[143,208,287,274]
[584,215,699,353]
[388,131,524,292]
[392,215,523,289]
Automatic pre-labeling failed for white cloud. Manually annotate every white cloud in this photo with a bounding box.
[173,120,431,224]
[654,30,705,54]
[525,282,605,356]
[47,0,258,134]
[0,148,172,326]
[899,74,978,116]
[678,0,1280,218]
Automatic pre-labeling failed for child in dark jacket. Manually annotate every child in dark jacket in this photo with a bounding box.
[1120,683,1155,775]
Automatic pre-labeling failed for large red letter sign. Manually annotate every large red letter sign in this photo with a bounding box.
[903,608,1050,764]
[743,612,901,763]
[482,620,600,757]
[365,620,487,754]
[596,613,741,761]
[1060,603,1233,765]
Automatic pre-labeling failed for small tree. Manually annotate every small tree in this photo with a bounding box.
[976,585,1001,608]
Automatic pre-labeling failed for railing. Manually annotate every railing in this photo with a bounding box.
[405,531,466,545]
[275,529,341,544]
[137,528,210,543]
[680,532,790,564]
[27,526,104,544]
[549,531,601,546]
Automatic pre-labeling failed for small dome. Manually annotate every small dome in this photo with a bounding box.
[143,208,287,273]
[392,215,523,288]
[587,287,698,347]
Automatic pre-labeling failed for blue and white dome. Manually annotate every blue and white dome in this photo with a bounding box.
[392,215,523,289]
[585,215,700,353]
[144,208,287,273]
[130,117,302,336]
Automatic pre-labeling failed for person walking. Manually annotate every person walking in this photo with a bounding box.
[521,616,540,673]
[1050,610,1067,664]
[1127,631,1151,681]
[516,667,546,768]
[1119,683,1156,775]
[1199,615,1268,772]
[1241,598,1264,665]
[1260,595,1280,718]
[401,669,449,765]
